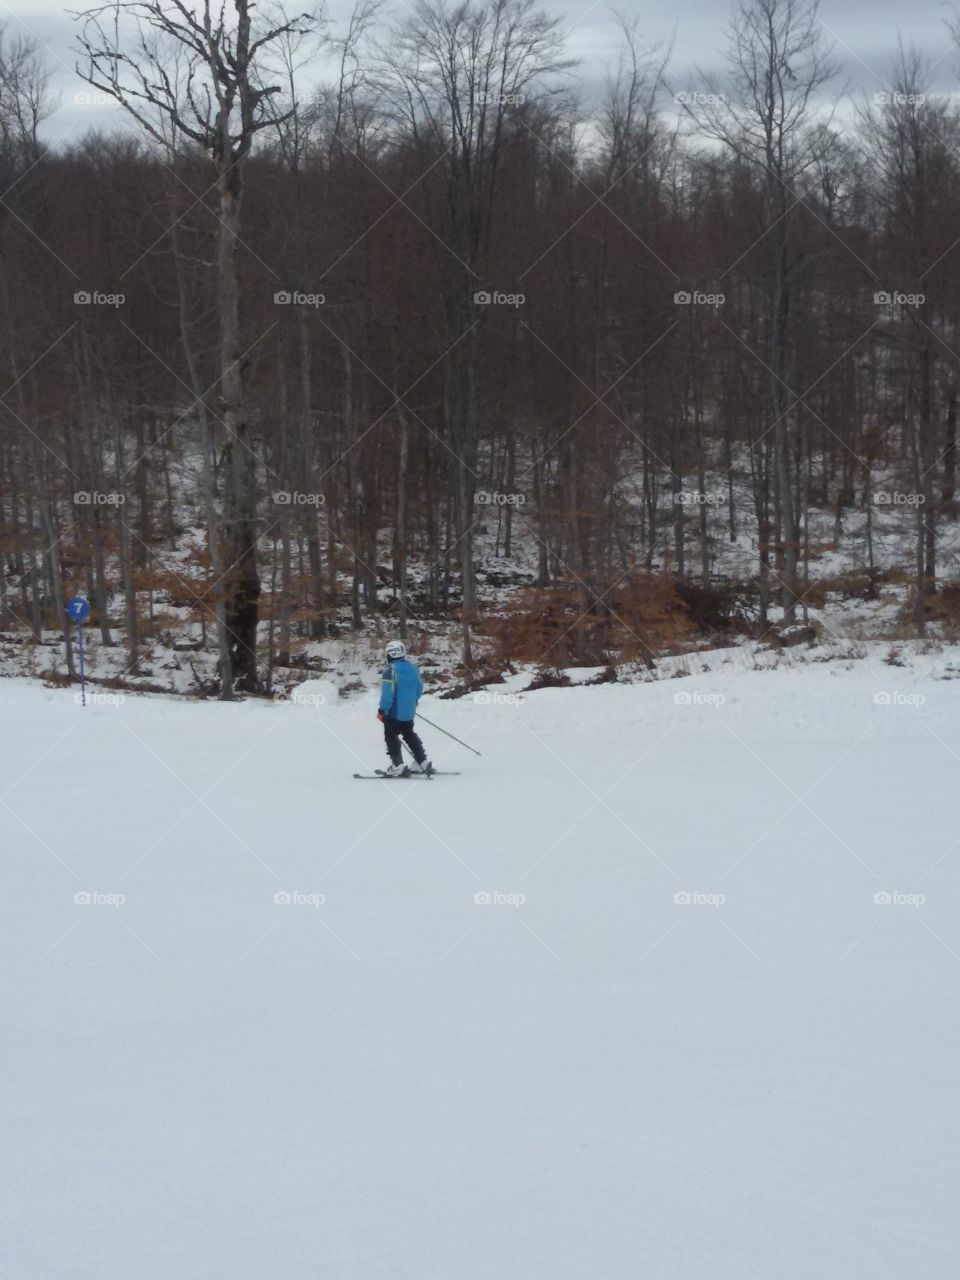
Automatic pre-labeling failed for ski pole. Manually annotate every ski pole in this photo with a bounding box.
[415,712,482,756]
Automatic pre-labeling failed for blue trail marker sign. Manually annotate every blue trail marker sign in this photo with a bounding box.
[65,596,90,705]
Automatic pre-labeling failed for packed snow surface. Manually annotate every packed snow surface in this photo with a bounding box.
[2,660,958,1278]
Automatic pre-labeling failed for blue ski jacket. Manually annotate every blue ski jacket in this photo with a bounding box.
[379,657,423,721]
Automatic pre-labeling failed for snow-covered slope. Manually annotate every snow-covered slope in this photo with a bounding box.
[2,664,958,1278]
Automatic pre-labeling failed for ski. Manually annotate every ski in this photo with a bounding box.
[374,767,460,778]
[352,770,460,779]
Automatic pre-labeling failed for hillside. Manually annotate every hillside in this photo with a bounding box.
[3,661,958,1278]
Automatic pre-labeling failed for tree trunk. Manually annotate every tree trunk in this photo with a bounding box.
[217,161,260,696]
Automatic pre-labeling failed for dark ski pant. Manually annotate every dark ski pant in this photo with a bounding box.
[383,714,426,766]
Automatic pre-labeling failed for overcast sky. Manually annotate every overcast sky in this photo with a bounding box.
[7,0,958,143]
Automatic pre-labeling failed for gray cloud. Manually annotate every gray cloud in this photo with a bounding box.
[5,0,957,143]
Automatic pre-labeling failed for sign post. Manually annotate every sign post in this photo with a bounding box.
[65,596,90,706]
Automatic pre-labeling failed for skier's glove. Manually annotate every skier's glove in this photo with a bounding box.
[377,710,385,722]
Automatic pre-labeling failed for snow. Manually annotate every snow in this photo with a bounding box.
[2,663,959,1277]
[9,451,960,696]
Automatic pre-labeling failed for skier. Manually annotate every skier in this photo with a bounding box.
[377,640,434,776]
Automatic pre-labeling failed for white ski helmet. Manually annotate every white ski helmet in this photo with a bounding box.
[385,639,407,661]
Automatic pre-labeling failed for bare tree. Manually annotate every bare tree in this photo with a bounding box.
[76,0,319,695]
[0,25,54,159]
[378,0,572,664]
[860,46,960,632]
[681,0,840,622]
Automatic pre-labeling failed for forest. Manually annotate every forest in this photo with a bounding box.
[0,0,957,695]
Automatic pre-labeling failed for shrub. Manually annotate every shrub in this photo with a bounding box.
[485,573,697,669]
